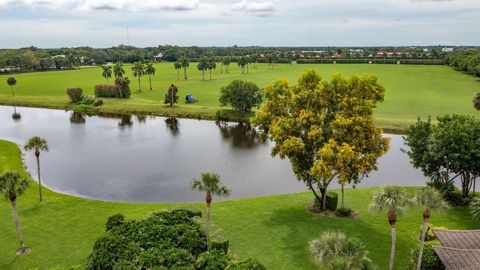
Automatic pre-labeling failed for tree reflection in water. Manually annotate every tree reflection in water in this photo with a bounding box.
[11,106,21,121]
[165,117,180,136]
[216,121,263,149]
[70,112,86,124]
[136,115,147,124]
[118,115,133,128]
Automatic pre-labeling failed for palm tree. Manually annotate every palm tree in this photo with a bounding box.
[191,172,230,240]
[370,186,411,270]
[309,231,373,269]
[414,187,449,270]
[24,136,49,202]
[238,57,248,74]
[145,63,156,91]
[179,55,189,80]
[197,57,208,81]
[7,77,17,96]
[101,65,112,83]
[131,62,145,92]
[208,59,216,80]
[222,57,231,74]
[0,172,31,255]
[471,197,480,221]
[174,61,182,80]
[113,63,125,78]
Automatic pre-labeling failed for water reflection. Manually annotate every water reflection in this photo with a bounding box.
[118,115,133,128]
[136,115,147,124]
[165,117,180,136]
[11,106,21,121]
[70,112,86,124]
[216,121,263,149]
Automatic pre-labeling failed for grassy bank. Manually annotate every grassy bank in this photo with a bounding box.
[0,139,478,269]
[1,63,479,131]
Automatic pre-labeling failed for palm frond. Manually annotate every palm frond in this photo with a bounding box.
[470,197,480,221]
[370,185,412,215]
[414,187,449,211]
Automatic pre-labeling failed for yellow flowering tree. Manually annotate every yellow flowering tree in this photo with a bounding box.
[252,70,390,210]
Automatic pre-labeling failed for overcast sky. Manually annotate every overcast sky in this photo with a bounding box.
[0,0,479,48]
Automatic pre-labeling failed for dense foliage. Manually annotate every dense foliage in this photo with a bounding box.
[408,242,444,270]
[404,115,480,198]
[444,49,480,77]
[219,80,262,113]
[66,88,83,103]
[87,209,264,270]
[164,84,179,106]
[252,70,389,210]
[94,77,130,98]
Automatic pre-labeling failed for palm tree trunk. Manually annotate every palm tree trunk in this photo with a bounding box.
[36,154,43,201]
[205,191,212,247]
[177,70,180,80]
[389,224,396,270]
[202,70,205,80]
[138,77,141,92]
[11,86,15,96]
[149,75,152,91]
[417,218,429,270]
[341,185,345,208]
[210,69,212,80]
[184,67,188,80]
[11,199,25,251]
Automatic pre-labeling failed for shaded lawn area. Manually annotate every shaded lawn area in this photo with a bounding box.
[0,63,479,130]
[0,139,478,269]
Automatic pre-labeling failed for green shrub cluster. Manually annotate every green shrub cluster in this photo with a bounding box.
[420,224,448,241]
[194,217,229,254]
[66,88,83,103]
[87,209,265,270]
[297,58,443,65]
[335,207,352,217]
[408,241,445,270]
[94,77,131,98]
[314,191,338,211]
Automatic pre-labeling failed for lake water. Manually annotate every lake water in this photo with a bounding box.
[0,105,428,202]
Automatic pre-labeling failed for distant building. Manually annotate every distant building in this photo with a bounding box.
[52,55,66,58]
[154,53,164,61]
[442,47,454,52]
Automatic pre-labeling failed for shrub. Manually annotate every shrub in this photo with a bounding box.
[226,259,266,270]
[94,84,119,98]
[66,88,83,103]
[115,77,131,98]
[77,95,103,107]
[194,217,229,254]
[195,250,229,270]
[408,241,444,270]
[335,207,352,217]
[219,80,262,112]
[106,214,125,231]
[421,223,448,241]
[326,191,338,211]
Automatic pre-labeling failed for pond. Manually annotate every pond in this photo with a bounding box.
[0,105,428,202]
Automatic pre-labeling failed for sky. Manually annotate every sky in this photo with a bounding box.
[0,0,479,48]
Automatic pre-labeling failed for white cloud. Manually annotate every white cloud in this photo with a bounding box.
[231,0,275,16]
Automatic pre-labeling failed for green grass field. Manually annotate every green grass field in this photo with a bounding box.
[0,63,479,130]
[1,139,478,270]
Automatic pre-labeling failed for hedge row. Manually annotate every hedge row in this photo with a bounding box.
[296,58,444,65]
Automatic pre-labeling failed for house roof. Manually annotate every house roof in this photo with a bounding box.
[433,229,480,249]
[433,246,480,270]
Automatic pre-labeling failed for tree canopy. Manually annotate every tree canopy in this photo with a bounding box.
[252,70,389,209]
[219,80,262,113]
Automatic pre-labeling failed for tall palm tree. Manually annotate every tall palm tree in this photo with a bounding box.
[191,172,230,240]
[7,77,17,96]
[174,61,182,80]
[0,171,30,255]
[208,59,216,80]
[414,187,449,270]
[222,57,231,73]
[197,57,208,81]
[131,62,145,92]
[370,186,411,270]
[179,55,189,80]
[24,136,49,202]
[113,63,125,78]
[309,231,373,269]
[145,63,156,91]
[101,65,112,83]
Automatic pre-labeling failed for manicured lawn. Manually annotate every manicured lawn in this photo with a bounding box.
[0,63,479,130]
[0,139,478,269]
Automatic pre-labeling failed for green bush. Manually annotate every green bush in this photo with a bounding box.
[106,214,125,231]
[66,88,83,103]
[194,217,229,254]
[115,77,131,98]
[77,95,103,107]
[94,84,119,98]
[335,207,352,217]
[195,250,229,270]
[408,241,444,270]
[226,259,266,270]
[420,224,448,241]
[326,191,338,211]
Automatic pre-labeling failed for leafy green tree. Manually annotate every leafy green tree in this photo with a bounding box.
[222,57,231,73]
[252,71,389,210]
[145,63,156,91]
[164,84,179,107]
[24,136,49,201]
[370,186,411,270]
[473,92,480,111]
[414,187,448,270]
[208,59,216,80]
[404,115,480,198]
[174,61,182,80]
[197,57,209,81]
[113,63,125,78]
[219,80,262,113]
[179,55,190,80]
[115,77,131,98]
[7,77,16,96]
[131,62,145,92]
[309,231,373,270]
[191,172,230,240]
[67,54,80,69]
[101,65,112,83]
[0,172,31,255]
[237,57,248,74]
